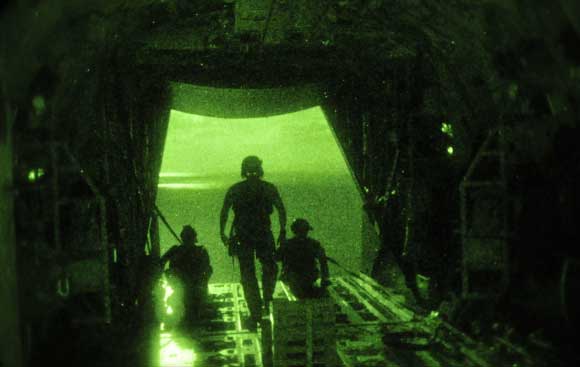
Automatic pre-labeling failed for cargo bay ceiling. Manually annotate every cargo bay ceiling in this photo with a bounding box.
[3,0,579,147]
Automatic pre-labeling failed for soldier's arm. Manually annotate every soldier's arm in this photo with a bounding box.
[272,186,287,237]
[220,189,233,245]
[160,246,176,269]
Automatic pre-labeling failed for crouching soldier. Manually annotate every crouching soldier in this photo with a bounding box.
[161,225,212,326]
[275,218,330,299]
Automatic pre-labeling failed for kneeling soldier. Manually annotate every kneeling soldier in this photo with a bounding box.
[275,218,330,299]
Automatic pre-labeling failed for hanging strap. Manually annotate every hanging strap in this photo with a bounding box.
[153,204,181,244]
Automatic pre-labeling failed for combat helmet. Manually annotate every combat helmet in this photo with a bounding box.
[241,155,264,178]
[291,218,313,234]
[180,225,197,244]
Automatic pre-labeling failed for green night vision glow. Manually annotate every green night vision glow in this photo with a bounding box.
[159,332,197,366]
[157,106,363,282]
[162,277,175,314]
[441,122,454,138]
[27,168,45,182]
[157,277,196,367]
[508,83,519,99]
[447,146,454,155]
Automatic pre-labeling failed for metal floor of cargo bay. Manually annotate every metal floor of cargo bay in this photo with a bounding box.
[152,275,529,367]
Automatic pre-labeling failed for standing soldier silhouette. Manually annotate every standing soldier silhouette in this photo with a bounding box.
[220,156,287,330]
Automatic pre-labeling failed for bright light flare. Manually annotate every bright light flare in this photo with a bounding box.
[159,332,197,367]
[441,122,454,137]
